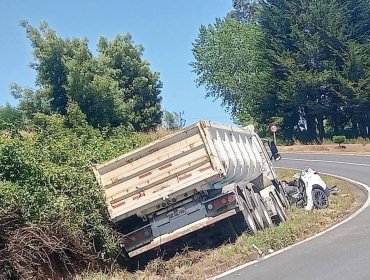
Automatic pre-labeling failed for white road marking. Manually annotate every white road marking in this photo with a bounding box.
[283,157,370,167]
[212,173,370,280]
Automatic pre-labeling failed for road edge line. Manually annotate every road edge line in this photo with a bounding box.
[212,172,370,279]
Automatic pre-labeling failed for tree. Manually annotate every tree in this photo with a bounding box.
[162,111,186,130]
[14,22,163,131]
[20,21,72,114]
[192,0,370,141]
[333,135,346,148]
[191,18,274,125]
[0,103,24,130]
[255,0,370,140]
[96,35,162,131]
[228,0,258,23]
[258,0,358,141]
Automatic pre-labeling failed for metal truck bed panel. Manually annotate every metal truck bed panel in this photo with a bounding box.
[93,121,268,222]
[93,123,222,221]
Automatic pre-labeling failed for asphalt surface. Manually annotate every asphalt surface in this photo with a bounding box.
[218,152,370,280]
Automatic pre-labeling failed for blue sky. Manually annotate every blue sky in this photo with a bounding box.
[0,0,233,125]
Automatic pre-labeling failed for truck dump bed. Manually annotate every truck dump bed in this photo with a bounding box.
[93,121,267,222]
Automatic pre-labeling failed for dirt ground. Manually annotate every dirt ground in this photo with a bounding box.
[278,143,370,154]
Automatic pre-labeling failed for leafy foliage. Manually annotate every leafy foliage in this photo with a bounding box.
[162,110,186,130]
[192,0,370,142]
[0,114,155,262]
[1,22,166,269]
[0,104,24,131]
[14,21,162,131]
[192,18,274,124]
[333,135,346,148]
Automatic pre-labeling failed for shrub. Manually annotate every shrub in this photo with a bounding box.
[0,113,157,268]
[332,135,346,148]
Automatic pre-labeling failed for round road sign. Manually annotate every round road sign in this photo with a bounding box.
[270,125,278,133]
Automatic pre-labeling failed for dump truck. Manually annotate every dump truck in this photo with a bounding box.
[92,121,288,257]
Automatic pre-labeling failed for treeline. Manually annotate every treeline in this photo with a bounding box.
[192,0,370,142]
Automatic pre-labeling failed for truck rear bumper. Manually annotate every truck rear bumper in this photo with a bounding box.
[128,209,236,257]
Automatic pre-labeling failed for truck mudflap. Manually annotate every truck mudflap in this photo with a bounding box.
[127,209,236,257]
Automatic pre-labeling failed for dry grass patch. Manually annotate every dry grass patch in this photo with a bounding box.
[78,169,360,280]
[278,143,370,153]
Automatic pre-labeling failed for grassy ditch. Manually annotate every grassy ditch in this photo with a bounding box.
[79,169,360,280]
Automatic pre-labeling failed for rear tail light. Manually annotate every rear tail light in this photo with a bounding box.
[227,194,235,202]
[207,194,236,211]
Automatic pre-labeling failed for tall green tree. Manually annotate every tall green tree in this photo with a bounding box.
[97,35,162,131]
[20,21,72,114]
[191,18,274,125]
[259,0,369,140]
[192,0,370,141]
[343,0,370,136]
[14,22,162,131]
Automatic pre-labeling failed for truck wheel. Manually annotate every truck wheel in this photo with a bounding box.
[246,188,265,230]
[270,193,287,224]
[274,189,288,220]
[312,186,329,209]
[240,197,258,234]
[235,186,258,234]
[254,192,273,228]
[277,183,290,209]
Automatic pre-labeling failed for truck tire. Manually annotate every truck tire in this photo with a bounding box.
[254,192,273,228]
[274,189,288,220]
[270,192,287,224]
[235,187,258,234]
[247,188,265,230]
[277,183,290,209]
[240,197,258,234]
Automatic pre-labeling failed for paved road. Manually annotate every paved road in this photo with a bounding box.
[218,153,370,280]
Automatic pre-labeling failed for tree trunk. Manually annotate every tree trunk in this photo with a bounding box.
[317,116,324,143]
[306,114,317,142]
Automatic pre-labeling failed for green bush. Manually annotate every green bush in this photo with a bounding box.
[0,113,155,262]
[333,135,346,148]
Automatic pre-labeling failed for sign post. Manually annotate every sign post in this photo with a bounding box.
[270,125,278,143]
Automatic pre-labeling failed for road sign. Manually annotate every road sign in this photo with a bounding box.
[270,125,278,143]
[270,125,278,133]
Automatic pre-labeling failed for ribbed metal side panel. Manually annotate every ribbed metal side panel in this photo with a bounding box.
[204,122,264,188]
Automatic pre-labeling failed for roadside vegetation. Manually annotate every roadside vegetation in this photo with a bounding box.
[0,114,173,279]
[78,169,358,280]
[0,21,177,279]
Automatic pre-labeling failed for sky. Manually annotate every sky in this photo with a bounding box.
[0,0,234,125]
